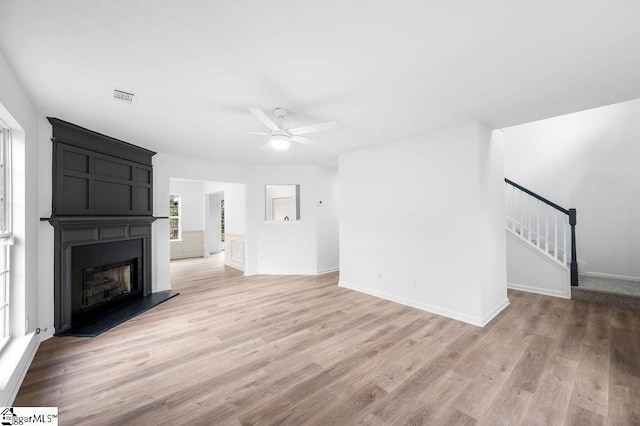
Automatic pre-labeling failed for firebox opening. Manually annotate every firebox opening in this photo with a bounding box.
[82,259,136,309]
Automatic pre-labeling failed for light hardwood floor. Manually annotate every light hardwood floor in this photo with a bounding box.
[15,254,640,425]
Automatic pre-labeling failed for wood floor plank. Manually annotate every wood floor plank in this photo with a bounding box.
[556,301,590,361]
[452,374,504,420]
[565,405,606,426]
[610,326,640,384]
[523,355,578,425]
[506,334,555,393]
[481,384,534,425]
[12,255,640,425]
[608,377,640,426]
[368,349,462,423]
[570,342,610,417]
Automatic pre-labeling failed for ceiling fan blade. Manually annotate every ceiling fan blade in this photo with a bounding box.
[242,131,269,135]
[291,136,318,147]
[247,107,280,131]
[288,121,339,135]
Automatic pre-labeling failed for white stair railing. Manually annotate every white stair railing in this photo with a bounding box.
[504,179,577,282]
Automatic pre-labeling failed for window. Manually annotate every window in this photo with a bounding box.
[0,125,12,351]
[220,198,225,242]
[169,195,181,241]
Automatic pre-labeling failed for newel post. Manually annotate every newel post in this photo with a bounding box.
[569,208,578,286]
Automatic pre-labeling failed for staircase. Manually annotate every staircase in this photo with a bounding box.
[505,178,640,310]
[572,275,640,310]
[505,178,577,288]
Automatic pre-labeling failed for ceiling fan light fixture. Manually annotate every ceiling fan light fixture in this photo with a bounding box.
[269,135,290,150]
[245,107,339,151]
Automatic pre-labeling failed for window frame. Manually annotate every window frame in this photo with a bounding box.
[0,124,13,352]
[220,198,225,243]
[169,194,181,241]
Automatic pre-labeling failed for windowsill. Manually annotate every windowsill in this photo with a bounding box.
[170,239,183,242]
[0,333,37,392]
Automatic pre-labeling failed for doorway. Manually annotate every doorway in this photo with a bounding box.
[205,191,225,255]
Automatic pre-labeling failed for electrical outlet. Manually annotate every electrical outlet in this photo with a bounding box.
[377,271,384,279]
[410,278,417,287]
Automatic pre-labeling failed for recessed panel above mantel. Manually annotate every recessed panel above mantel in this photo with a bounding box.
[49,118,156,217]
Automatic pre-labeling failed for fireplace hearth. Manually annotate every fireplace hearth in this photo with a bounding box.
[44,118,178,336]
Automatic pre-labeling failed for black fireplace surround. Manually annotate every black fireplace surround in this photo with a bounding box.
[72,239,142,325]
[44,118,176,336]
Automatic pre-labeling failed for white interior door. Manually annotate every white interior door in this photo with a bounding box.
[272,197,294,221]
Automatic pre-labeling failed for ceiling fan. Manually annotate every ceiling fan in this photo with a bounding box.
[244,107,339,150]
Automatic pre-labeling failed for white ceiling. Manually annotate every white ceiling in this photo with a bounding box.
[1,0,639,167]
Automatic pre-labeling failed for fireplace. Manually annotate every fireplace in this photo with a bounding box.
[71,239,143,327]
[45,118,177,336]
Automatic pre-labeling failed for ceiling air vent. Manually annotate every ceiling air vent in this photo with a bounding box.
[112,89,138,104]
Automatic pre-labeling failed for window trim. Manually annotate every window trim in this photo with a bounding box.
[0,124,13,352]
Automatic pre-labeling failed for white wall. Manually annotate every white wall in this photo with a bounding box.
[255,166,319,275]
[506,230,570,298]
[479,129,509,321]
[339,121,508,326]
[315,167,339,274]
[504,98,640,280]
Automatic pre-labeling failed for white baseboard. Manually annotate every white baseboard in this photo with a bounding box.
[507,282,570,299]
[481,298,510,326]
[0,333,40,406]
[170,253,204,260]
[583,271,640,282]
[39,327,55,342]
[154,284,173,292]
[317,267,339,275]
[338,280,485,327]
[258,269,318,275]
[224,260,245,272]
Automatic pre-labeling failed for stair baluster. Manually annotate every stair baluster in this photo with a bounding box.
[504,178,579,286]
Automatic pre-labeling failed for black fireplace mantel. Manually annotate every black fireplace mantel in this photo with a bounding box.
[47,216,156,334]
[42,215,164,248]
